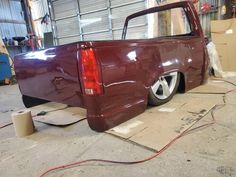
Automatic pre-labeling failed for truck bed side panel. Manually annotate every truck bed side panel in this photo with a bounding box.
[14,44,84,107]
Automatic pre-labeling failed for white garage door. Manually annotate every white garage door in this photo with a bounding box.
[49,0,147,45]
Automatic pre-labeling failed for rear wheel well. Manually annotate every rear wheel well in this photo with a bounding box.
[178,72,185,93]
[22,95,48,108]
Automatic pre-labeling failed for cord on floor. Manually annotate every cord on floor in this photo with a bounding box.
[39,84,236,177]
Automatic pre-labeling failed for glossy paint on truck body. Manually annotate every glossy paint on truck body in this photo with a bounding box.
[14,1,209,132]
[14,44,85,107]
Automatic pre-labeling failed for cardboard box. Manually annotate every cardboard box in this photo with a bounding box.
[211,18,236,72]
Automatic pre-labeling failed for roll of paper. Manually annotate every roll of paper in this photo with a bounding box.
[11,109,35,137]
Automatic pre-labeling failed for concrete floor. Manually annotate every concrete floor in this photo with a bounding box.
[0,80,236,177]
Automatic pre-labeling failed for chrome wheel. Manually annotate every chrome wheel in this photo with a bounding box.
[151,72,178,100]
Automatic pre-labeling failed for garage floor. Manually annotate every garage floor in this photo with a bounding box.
[0,78,236,177]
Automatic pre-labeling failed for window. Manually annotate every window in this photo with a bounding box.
[125,7,192,39]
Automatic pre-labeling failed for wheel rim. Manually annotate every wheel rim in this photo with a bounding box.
[151,72,178,100]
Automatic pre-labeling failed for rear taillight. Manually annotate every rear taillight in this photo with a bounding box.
[80,48,103,95]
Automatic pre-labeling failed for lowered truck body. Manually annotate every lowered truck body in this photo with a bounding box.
[14,1,209,132]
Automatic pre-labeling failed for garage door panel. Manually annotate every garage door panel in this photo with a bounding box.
[56,17,80,37]
[58,35,80,45]
[111,2,146,16]
[128,16,146,27]
[112,2,146,29]
[113,25,147,40]
[110,0,132,6]
[79,0,107,13]
[51,0,147,44]
[81,10,109,33]
[53,0,78,19]
[113,29,123,40]
[83,32,111,41]
[126,26,147,39]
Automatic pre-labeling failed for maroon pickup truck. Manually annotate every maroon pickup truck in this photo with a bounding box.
[14,1,209,132]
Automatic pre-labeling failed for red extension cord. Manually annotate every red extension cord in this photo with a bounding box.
[39,86,236,177]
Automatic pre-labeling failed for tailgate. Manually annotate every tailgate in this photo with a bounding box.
[14,44,84,107]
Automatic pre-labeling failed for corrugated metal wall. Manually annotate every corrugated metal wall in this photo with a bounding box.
[0,0,27,39]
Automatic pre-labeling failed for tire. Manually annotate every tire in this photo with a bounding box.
[22,95,49,108]
[148,72,180,106]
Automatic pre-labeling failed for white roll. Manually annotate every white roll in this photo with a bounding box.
[11,109,35,137]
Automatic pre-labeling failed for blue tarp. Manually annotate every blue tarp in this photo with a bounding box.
[0,54,12,81]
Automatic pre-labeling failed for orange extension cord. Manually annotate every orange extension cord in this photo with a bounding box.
[39,86,236,177]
